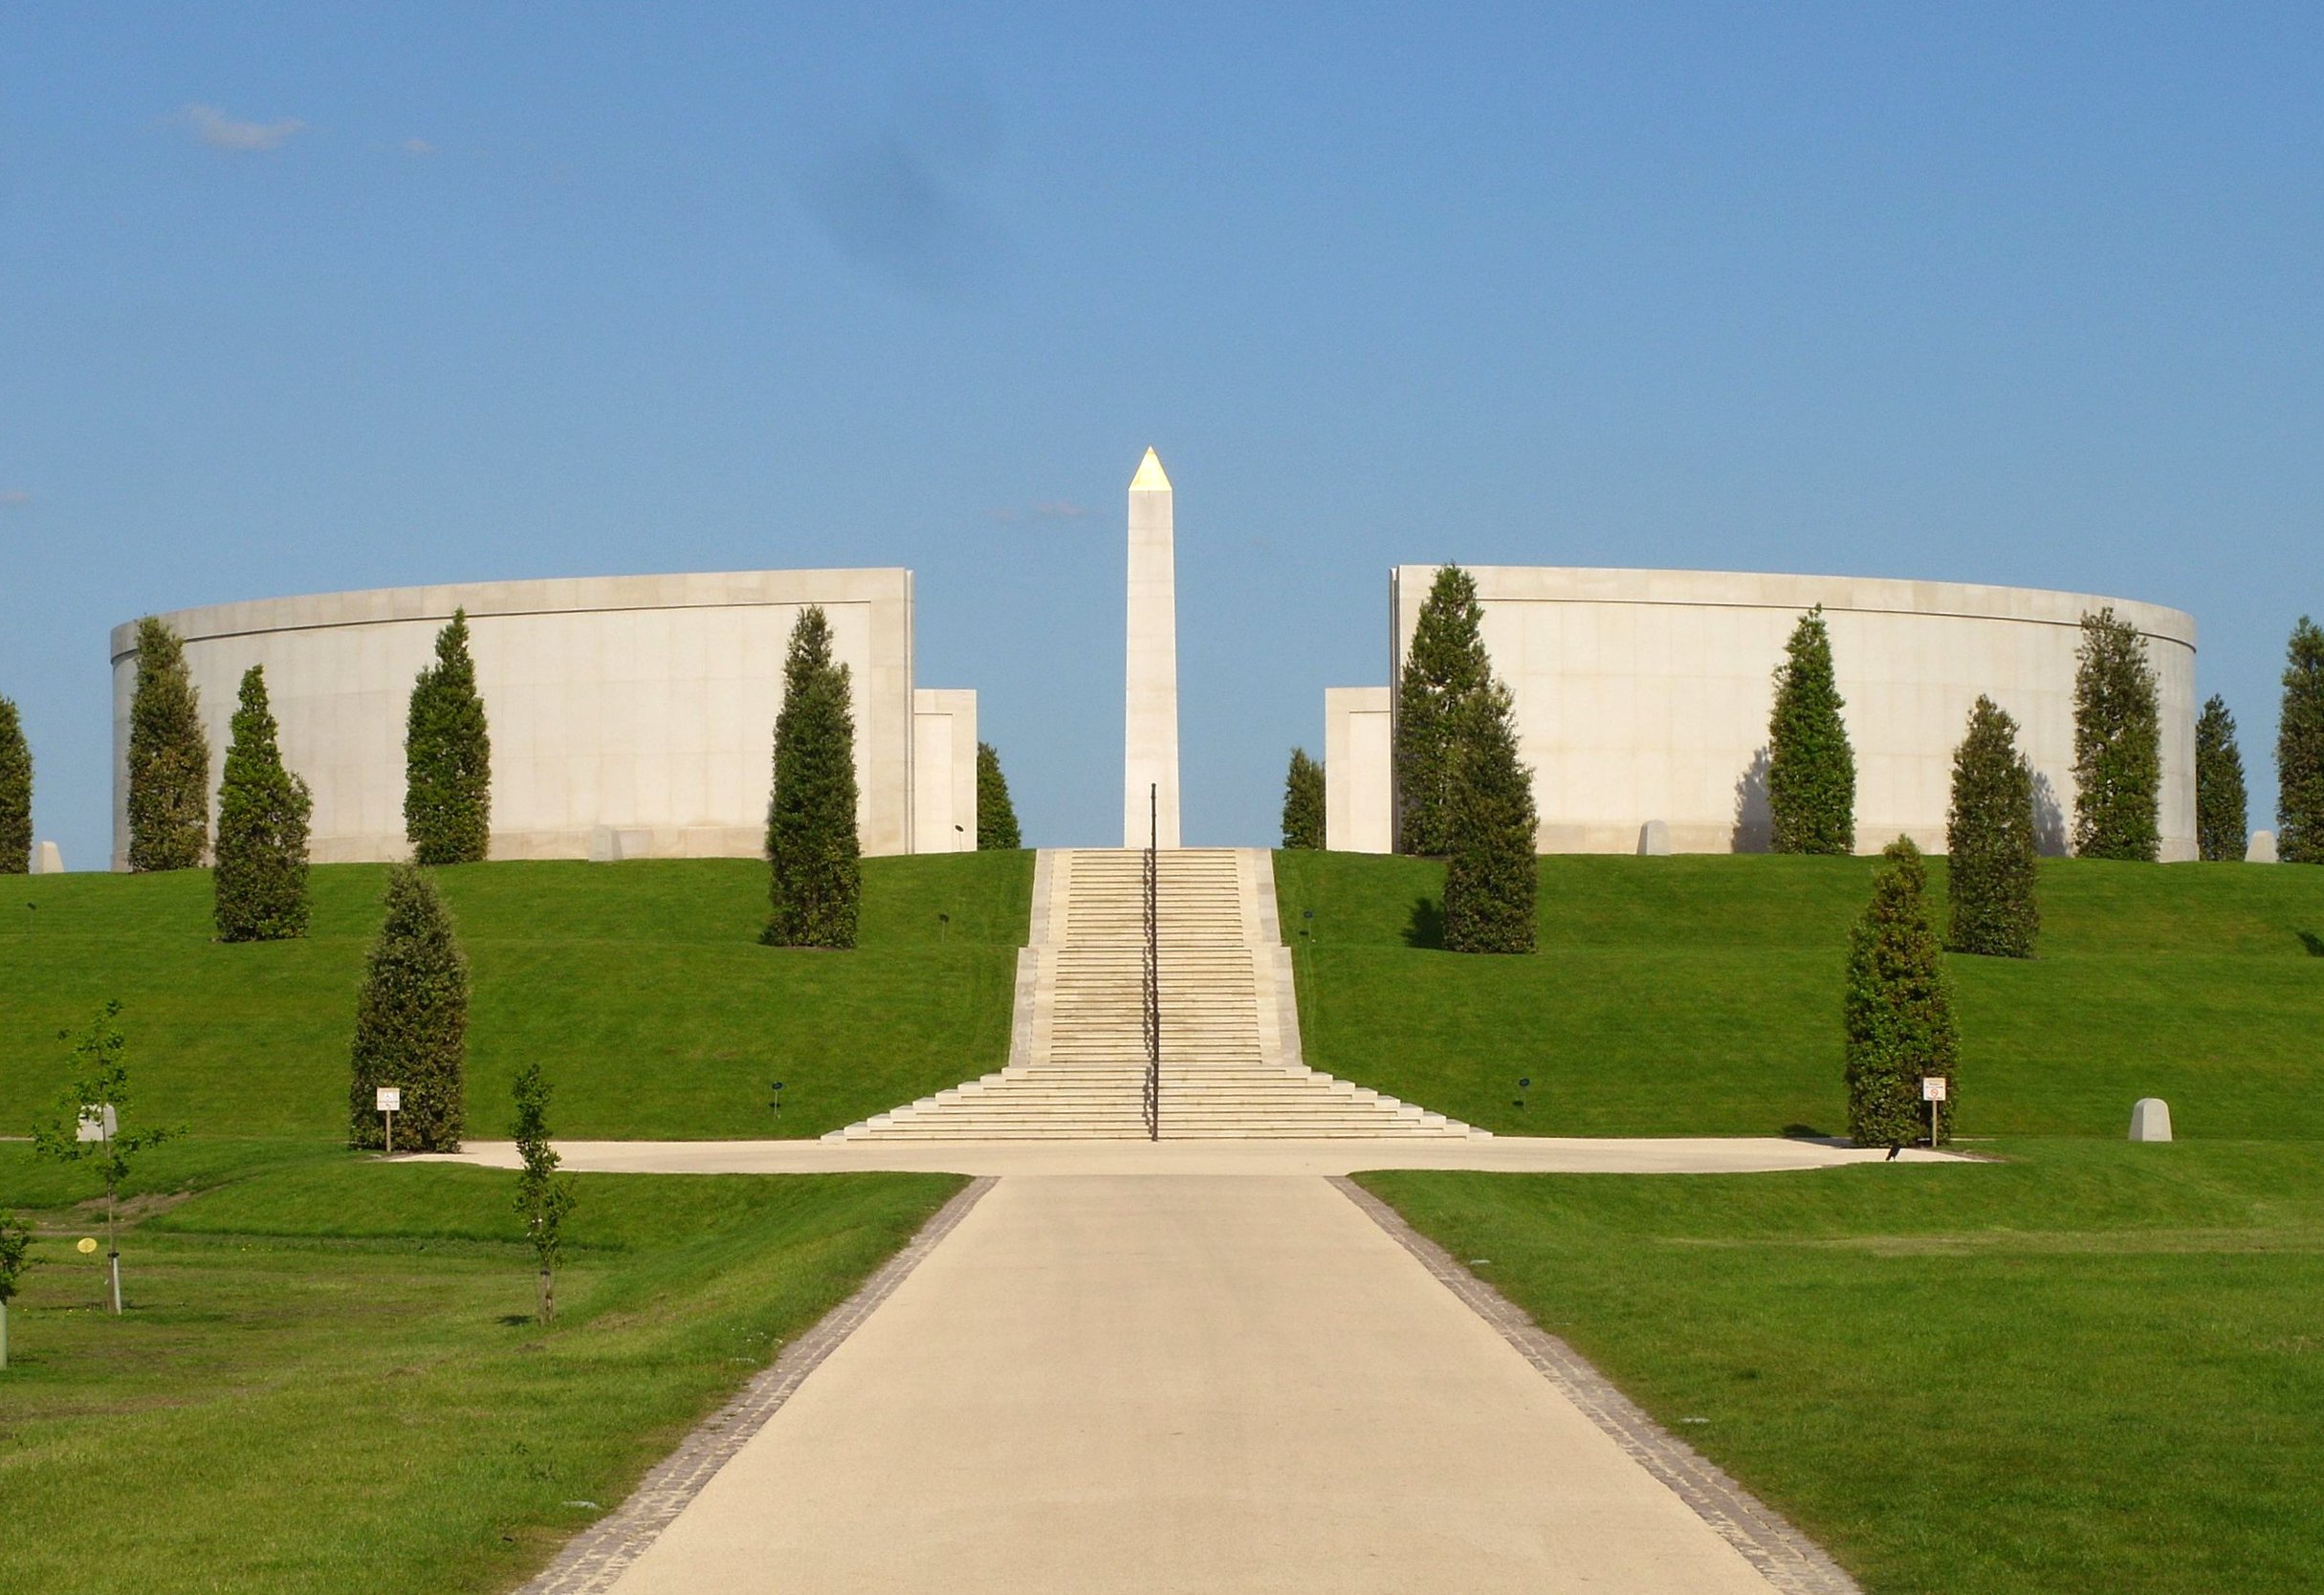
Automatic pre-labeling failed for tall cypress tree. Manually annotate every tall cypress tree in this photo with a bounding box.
[764,606,861,949]
[1442,680,1539,953]
[348,864,468,1152]
[1766,607,1856,855]
[1394,565,1491,857]
[0,695,29,875]
[1844,837,1957,1147]
[2071,607,2162,862]
[125,617,210,871]
[2195,695,2248,863]
[213,666,313,942]
[1281,747,1326,850]
[1945,696,2038,958]
[405,610,492,865]
[976,740,1021,850]
[2280,617,2324,864]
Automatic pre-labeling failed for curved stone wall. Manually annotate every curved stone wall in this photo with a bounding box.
[1327,566,2199,861]
[110,569,977,868]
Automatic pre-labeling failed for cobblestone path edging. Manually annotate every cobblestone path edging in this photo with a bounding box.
[1331,1175,1862,1595]
[517,1176,998,1595]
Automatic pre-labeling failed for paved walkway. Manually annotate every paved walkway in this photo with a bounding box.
[431,1133,1958,1178]
[513,1168,1872,1594]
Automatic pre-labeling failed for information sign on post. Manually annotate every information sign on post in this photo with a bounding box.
[376,1086,402,1153]
[1920,1075,1947,1150]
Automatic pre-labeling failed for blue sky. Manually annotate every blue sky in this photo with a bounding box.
[4,3,2319,863]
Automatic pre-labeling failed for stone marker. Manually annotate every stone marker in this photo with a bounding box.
[33,840,62,875]
[587,825,621,863]
[1123,448,1181,848]
[1637,819,1671,856]
[2129,1098,2173,1142]
[2248,829,2278,863]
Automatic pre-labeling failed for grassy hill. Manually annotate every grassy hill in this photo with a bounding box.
[1275,850,2324,1140]
[0,853,1032,1143]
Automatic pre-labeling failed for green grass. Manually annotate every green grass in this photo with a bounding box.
[1360,1142,2324,1594]
[1277,850,2324,1138]
[0,852,1032,1141]
[0,1144,962,1595]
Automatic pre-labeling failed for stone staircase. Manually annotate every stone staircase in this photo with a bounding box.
[826,848,1484,1141]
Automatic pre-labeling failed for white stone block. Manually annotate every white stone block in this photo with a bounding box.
[33,840,63,874]
[586,825,621,863]
[2129,1098,2173,1142]
[2248,830,2278,863]
[1637,819,1671,856]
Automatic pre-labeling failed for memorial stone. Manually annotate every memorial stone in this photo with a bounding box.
[2247,829,2278,863]
[1636,819,1671,856]
[2129,1097,2174,1142]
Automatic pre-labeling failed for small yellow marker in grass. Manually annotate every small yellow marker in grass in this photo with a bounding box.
[77,1238,97,1255]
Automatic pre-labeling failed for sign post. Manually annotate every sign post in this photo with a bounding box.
[376,1086,402,1154]
[1920,1075,1948,1150]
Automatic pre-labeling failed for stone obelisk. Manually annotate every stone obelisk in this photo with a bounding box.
[1124,448,1181,848]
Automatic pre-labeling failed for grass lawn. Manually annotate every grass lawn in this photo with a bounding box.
[0,851,1031,1141]
[1276,850,2324,1138]
[0,1141,962,1595]
[1359,1141,2324,1594]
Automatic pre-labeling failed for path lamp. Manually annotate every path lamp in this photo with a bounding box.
[769,1081,785,1120]
[1515,1078,1530,1113]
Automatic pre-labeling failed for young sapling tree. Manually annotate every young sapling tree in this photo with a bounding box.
[511,1060,577,1324]
[33,1001,174,1315]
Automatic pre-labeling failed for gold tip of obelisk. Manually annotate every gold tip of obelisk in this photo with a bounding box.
[1129,448,1171,492]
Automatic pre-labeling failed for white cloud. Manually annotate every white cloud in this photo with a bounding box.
[402,138,437,156]
[183,104,307,153]
[986,500,1090,526]
[0,490,29,507]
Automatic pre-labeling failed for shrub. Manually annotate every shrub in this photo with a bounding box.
[2195,695,2248,863]
[213,666,313,941]
[405,610,492,865]
[1766,606,1856,855]
[0,695,28,875]
[1394,565,1490,856]
[2071,607,2161,861]
[1442,681,1539,953]
[125,617,210,871]
[2281,617,2324,864]
[348,865,468,1152]
[1845,838,1958,1147]
[512,1060,577,1324]
[1281,747,1325,849]
[764,606,861,949]
[0,1211,29,1368]
[976,740,1021,850]
[1945,696,2038,958]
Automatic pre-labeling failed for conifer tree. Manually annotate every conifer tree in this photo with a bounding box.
[0,695,29,876]
[1281,747,1326,850]
[1394,565,1491,856]
[2195,695,2248,863]
[1945,696,2038,958]
[348,864,468,1152]
[125,617,210,871]
[1766,607,1856,855]
[764,606,861,949]
[2071,607,2161,861]
[405,610,492,865]
[976,740,1021,850]
[1844,838,1958,1147]
[2280,617,2324,864]
[1442,681,1540,953]
[213,666,313,942]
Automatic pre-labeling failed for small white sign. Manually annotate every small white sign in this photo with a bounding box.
[376,1087,402,1113]
[1921,1076,1949,1103]
[77,1103,118,1143]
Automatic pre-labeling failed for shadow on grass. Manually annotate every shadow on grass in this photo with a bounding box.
[1781,1123,1835,1141]
[1403,897,1444,950]
[2297,929,2324,958]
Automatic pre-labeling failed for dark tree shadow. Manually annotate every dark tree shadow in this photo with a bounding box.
[2298,930,2324,958]
[2031,771,2070,858]
[1732,747,1772,853]
[1780,1123,1834,1141]
[1404,896,1445,949]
